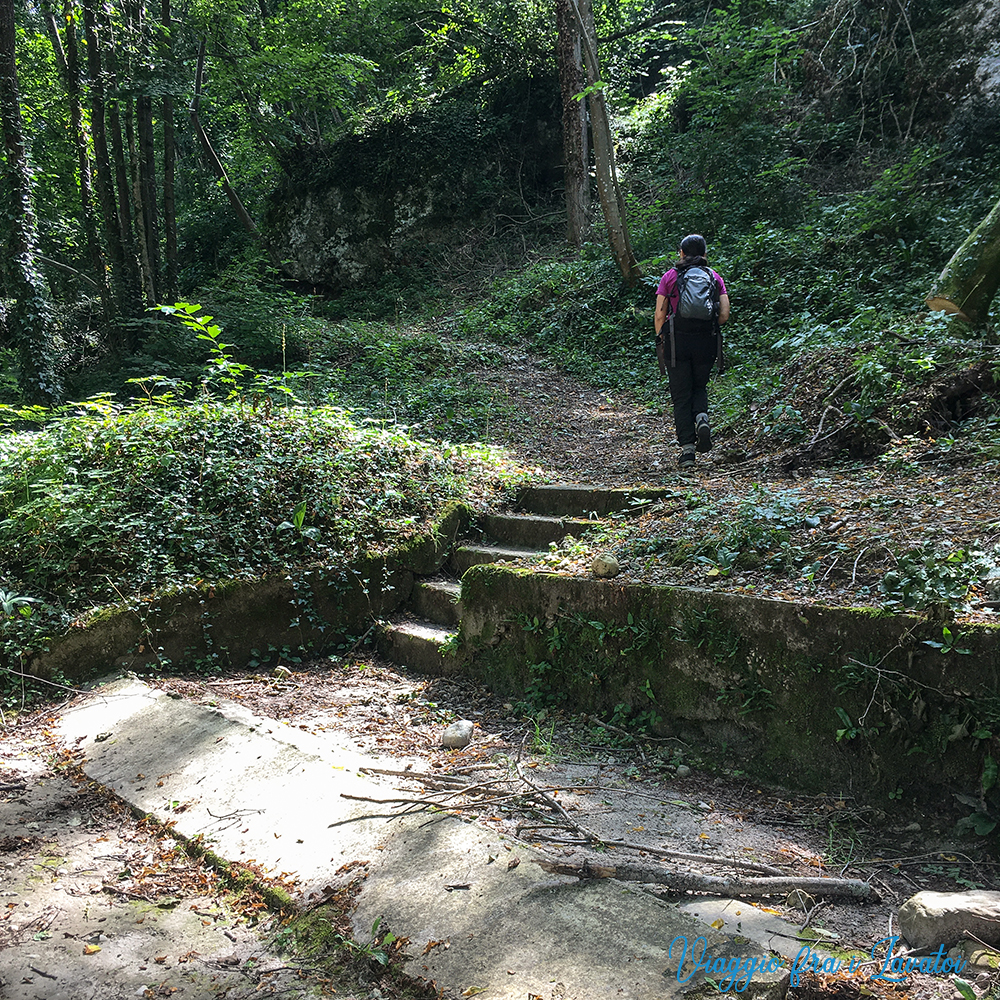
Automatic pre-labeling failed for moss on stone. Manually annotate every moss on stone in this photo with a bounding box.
[389,500,471,574]
[459,565,1000,812]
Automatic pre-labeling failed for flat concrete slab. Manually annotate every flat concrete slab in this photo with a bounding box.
[55,679,789,1000]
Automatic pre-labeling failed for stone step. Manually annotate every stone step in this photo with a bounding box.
[451,543,541,576]
[481,512,599,549]
[378,618,460,676]
[516,483,676,518]
[410,579,462,627]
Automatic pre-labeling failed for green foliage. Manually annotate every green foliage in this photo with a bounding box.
[300,319,520,442]
[922,625,972,656]
[0,380,519,678]
[621,4,811,233]
[671,607,740,664]
[673,484,834,579]
[880,546,989,612]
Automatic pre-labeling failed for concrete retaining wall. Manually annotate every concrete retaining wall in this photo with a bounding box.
[26,503,470,681]
[460,563,1000,813]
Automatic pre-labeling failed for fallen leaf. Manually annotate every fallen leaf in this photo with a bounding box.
[461,988,486,996]
[710,919,725,930]
[507,856,520,870]
[83,943,101,955]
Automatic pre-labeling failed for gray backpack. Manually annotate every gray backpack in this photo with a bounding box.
[676,266,718,321]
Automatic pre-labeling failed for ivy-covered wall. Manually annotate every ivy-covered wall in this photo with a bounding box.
[25,503,469,681]
[265,81,562,291]
[460,564,1000,821]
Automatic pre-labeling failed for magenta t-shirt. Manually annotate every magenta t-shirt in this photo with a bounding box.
[656,267,727,316]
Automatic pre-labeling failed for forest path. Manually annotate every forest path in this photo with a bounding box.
[475,348,681,483]
[473,348,1000,625]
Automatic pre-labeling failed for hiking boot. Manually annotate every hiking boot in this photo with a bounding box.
[695,412,712,453]
[678,449,696,470]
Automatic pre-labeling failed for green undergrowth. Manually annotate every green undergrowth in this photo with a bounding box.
[0,393,524,694]
[294,318,522,442]
[561,477,1000,617]
[445,132,1000,463]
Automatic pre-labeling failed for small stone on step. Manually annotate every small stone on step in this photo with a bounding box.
[441,720,474,749]
[592,553,620,578]
[675,765,691,778]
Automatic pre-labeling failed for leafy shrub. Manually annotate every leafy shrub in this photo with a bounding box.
[0,393,522,678]
[880,546,992,611]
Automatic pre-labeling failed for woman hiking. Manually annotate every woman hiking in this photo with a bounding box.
[654,234,731,469]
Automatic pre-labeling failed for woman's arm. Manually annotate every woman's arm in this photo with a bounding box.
[718,293,730,325]
[655,294,668,336]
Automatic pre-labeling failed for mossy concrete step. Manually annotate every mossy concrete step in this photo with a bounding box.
[516,484,676,518]
[451,543,541,576]
[410,579,462,627]
[378,618,460,676]
[481,512,599,549]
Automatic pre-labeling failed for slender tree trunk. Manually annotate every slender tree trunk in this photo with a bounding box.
[0,0,62,403]
[103,18,144,334]
[190,39,281,268]
[121,0,158,304]
[556,0,590,246]
[137,95,159,301]
[43,2,109,307]
[161,0,179,302]
[926,195,1000,328]
[81,0,127,333]
[126,93,155,303]
[570,0,640,285]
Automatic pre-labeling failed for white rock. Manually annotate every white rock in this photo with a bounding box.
[441,720,474,749]
[898,890,1000,949]
[675,765,691,778]
[592,553,620,578]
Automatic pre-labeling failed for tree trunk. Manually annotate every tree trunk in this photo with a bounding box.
[43,2,109,306]
[190,39,281,268]
[555,0,590,246]
[103,18,144,333]
[161,0,179,303]
[569,0,640,285]
[0,0,62,403]
[137,94,159,301]
[81,0,126,332]
[926,195,1000,327]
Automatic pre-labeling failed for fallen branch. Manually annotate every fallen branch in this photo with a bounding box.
[516,761,784,876]
[533,858,878,900]
[810,404,844,446]
[587,715,686,746]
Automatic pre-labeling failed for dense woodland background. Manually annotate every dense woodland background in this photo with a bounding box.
[1,0,1000,698]
[1,0,998,404]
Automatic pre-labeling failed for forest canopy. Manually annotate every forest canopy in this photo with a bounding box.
[0,0,997,406]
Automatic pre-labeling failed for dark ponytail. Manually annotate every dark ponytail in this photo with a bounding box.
[677,233,709,272]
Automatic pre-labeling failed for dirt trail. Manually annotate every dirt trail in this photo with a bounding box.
[2,357,998,998]
[3,656,997,999]
[479,348,1000,627]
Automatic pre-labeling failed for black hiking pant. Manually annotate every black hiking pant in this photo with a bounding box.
[667,331,716,448]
